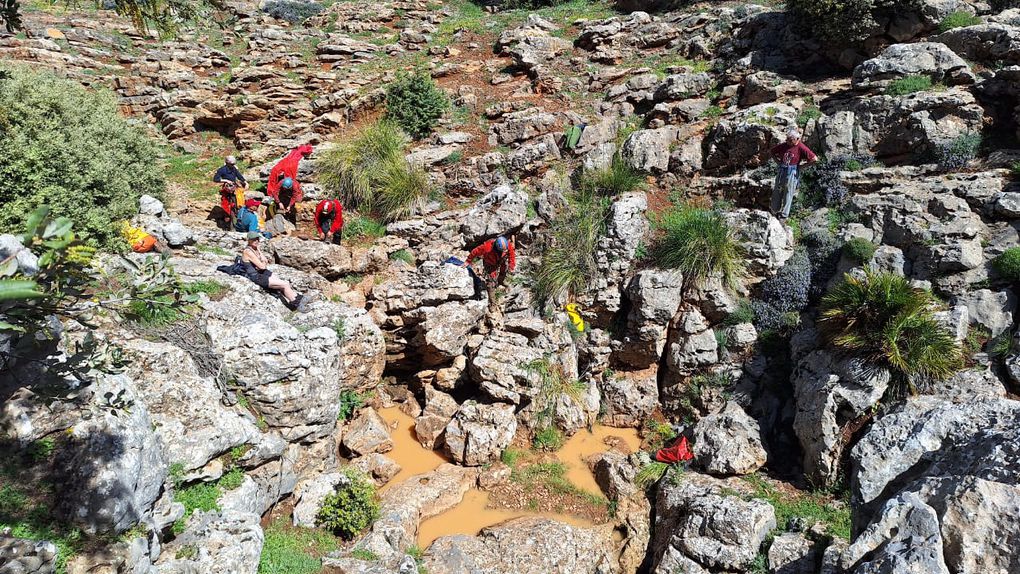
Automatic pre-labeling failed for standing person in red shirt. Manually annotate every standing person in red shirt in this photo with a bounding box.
[267,144,314,221]
[769,128,818,219]
[462,235,516,313]
[314,199,344,245]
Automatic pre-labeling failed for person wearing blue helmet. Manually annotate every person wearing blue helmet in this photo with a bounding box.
[463,234,516,312]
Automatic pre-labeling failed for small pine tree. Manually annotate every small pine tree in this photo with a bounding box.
[384,70,449,140]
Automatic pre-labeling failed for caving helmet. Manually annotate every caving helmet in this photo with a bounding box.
[281,177,295,190]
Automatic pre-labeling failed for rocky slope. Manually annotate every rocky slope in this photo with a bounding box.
[3,0,1020,573]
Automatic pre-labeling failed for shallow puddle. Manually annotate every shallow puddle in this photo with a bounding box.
[376,406,448,492]
[417,489,594,549]
[554,426,642,495]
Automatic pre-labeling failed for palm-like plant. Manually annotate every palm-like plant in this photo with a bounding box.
[651,206,746,294]
[819,272,962,388]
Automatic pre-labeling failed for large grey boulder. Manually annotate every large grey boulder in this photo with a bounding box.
[58,373,168,534]
[424,517,617,574]
[0,234,39,276]
[792,351,890,488]
[123,339,259,473]
[156,510,263,574]
[0,534,57,574]
[459,185,529,244]
[598,368,659,428]
[414,386,460,450]
[373,261,476,315]
[342,408,394,456]
[703,103,797,173]
[769,532,821,574]
[407,300,487,367]
[957,288,1016,337]
[848,396,1020,574]
[271,236,388,280]
[487,108,560,146]
[664,307,718,378]
[936,23,1020,65]
[852,42,974,90]
[621,126,679,173]
[725,209,795,280]
[138,194,165,216]
[616,270,684,369]
[691,401,767,476]
[443,401,517,466]
[652,473,776,572]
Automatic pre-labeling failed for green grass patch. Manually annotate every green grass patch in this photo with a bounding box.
[511,461,607,507]
[258,516,340,574]
[884,75,934,96]
[351,548,379,561]
[389,249,415,265]
[196,244,233,257]
[796,105,822,127]
[218,467,245,491]
[337,390,370,421]
[938,11,981,32]
[342,215,387,242]
[532,427,565,451]
[182,279,228,299]
[501,448,526,467]
[993,246,1020,282]
[740,473,851,539]
[166,152,227,199]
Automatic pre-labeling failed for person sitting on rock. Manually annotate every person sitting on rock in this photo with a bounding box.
[768,128,817,220]
[267,144,312,220]
[241,231,304,310]
[121,222,170,255]
[462,235,515,313]
[314,198,344,245]
[234,198,270,238]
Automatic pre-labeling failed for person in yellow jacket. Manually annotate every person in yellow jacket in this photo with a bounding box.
[121,223,170,255]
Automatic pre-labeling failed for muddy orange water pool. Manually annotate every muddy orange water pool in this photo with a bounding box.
[376,407,642,548]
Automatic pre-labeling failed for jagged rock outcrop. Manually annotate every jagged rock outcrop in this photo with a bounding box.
[691,401,767,476]
[424,518,617,574]
[443,401,518,466]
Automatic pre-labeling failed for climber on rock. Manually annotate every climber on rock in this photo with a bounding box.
[241,231,304,310]
[267,144,312,221]
[462,235,515,313]
[314,198,344,245]
[768,128,817,220]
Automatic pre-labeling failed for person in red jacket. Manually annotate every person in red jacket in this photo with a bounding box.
[462,235,515,312]
[768,128,817,219]
[267,144,313,220]
[314,199,344,245]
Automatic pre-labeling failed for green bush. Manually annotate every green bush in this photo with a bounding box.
[342,215,387,241]
[932,132,981,172]
[993,247,1020,282]
[651,206,745,294]
[384,70,449,140]
[884,74,933,96]
[787,0,922,44]
[218,467,245,491]
[796,106,822,128]
[843,238,877,264]
[533,188,611,303]
[337,390,367,421]
[938,11,980,32]
[318,121,435,221]
[0,66,165,248]
[578,156,644,197]
[316,469,380,540]
[819,272,962,388]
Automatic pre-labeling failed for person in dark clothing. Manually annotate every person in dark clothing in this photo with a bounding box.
[768,128,817,219]
[213,156,248,187]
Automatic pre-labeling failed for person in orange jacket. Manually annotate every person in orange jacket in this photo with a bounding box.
[314,199,344,245]
[462,235,515,312]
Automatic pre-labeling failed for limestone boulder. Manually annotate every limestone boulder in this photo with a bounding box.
[691,401,767,476]
[443,401,517,466]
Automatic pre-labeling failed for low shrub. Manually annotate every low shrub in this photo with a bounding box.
[533,188,610,303]
[337,390,367,421]
[318,121,435,221]
[937,11,980,32]
[651,206,745,294]
[261,0,323,23]
[884,74,933,96]
[802,153,877,207]
[786,0,880,43]
[316,469,381,540]
[796,106,822,128]
[385,70,449,140]
[931,132,981,172]
[752,249,811,333]
[993,247,1020,282]
[843,237,877,264]
[532,426,565,451]
[819,271,962,389]
[578,156,644,197]
[0,65,165,249]
[342,215,386,241]
[802,229,844,298]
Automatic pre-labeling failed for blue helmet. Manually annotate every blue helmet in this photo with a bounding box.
[281,177,294,190]
[494,236,509,253]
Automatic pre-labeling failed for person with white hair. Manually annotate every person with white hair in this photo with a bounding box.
[213,155,249,228]
[768,128,817,219]
[213,155,248,188]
